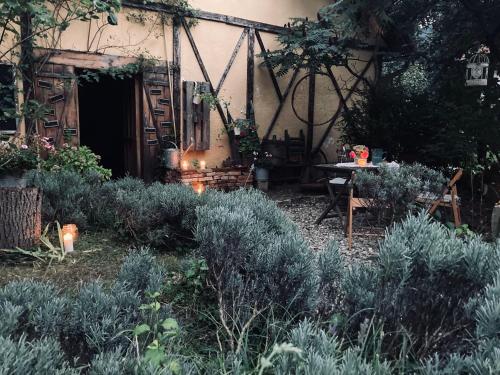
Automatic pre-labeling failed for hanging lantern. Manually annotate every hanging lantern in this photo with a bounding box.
[466,53,489,86]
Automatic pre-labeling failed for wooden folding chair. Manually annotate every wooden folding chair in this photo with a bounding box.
[346,172,374,249]
[416,168,463,227]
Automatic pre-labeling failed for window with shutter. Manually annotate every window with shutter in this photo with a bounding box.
[0,64,17,133]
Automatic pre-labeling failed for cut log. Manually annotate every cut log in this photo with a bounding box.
[0,187,42,249]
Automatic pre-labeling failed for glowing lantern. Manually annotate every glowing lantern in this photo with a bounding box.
[466,53,489,87]
[62,224,78,241]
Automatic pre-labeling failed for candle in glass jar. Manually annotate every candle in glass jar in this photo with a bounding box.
[181,160,189,171]
[63,233,74,253]
[200,160,206,170]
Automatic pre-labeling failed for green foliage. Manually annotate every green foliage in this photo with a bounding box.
[354,163,446,223]
[116,248,166,297]
[106,181,202,247]
[340,213,500,358]
[0,250,177,372]
[263,18,348,75]
[42,144,112,180]
[26,169,97,228]
[0,139,37,175]
[0,336,77,375]
[196,189,324,351]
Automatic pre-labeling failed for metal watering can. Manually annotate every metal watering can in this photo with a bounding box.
[163,141,180,170]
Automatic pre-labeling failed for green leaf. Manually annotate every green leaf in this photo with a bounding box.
[161,318,179,336]
[133,323,150,336]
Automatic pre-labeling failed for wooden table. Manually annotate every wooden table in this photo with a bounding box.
[314,162,379,225]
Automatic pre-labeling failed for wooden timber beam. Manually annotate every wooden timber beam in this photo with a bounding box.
[181,18,228,126]
[215,28,247,95]
[311,58,374,156]
[122,0,285,34]
[246,28,255,120]
[255,30,282,102]
[262,66,300,141]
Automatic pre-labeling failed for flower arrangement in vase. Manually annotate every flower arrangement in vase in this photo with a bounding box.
[349,145,369,166]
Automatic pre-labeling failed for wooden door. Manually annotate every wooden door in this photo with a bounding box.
[33,63,79,146]
[142,67,175,181]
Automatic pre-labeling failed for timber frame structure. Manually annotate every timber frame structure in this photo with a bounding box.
[18,0,376,181]
[123,0,375,175]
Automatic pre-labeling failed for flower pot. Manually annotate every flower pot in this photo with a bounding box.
[356,158,367,167]
[0,172,28,188]
[255,167,269,181]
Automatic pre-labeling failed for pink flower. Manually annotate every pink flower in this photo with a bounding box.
[21,144,28,149]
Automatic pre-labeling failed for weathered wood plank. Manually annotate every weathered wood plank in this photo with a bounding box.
[200,82,211,150]
[215,28,247,95]
[122,0,285,34]
[183,81,195,149]
[173,20,181,146]
[255,30,282,101]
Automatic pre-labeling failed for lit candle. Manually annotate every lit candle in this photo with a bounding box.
[63,233,74,253]
[181,160,189,171]
[197,184,204,195]
[200,160,206,170]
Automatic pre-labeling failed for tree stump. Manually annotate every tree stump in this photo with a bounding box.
[0,187,42,249]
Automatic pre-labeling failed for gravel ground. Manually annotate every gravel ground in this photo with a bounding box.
[271,191,383,263]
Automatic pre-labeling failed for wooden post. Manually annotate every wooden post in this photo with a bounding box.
[246,28,255,121]
[302,70,316,183]
[0,187,42,249]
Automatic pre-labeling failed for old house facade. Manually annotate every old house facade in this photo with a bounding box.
[0,0,375,181]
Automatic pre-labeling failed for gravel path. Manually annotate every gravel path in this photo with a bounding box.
[273,194,382,263]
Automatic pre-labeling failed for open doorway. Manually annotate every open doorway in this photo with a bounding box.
[77,72,138,178]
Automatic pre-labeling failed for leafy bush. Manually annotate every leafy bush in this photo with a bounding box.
[42,144,111,180]
[116,248,166,297]
[26,169,98,229]
[339,212,500,358]
[354,163,446,223]
[0,280,68,340]
[105,181,202,247]
[0,250,175,371]
[0,336,77,375]
[196,189,325,351]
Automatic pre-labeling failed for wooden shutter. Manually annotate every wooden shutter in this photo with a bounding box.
[33,63,79,146]
[183,81,210,151]
[142,67,175,181]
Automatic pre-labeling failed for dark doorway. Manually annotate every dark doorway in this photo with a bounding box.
[78,73,137,178]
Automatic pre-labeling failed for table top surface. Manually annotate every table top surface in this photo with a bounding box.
[314,162,380,171]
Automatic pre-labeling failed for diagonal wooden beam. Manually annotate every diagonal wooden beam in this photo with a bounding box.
[312,58,374,156]
[182,18,228,126]
[326,65,348,112]
[262,66,300,141]
[255,30,282,102]
[215,28,248,95]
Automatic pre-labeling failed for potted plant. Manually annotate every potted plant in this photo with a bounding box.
[0,138,39,187]
[253,150,273,191]
[349,145,369,166]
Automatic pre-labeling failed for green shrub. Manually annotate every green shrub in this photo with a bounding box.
[107,181,202,247]
[0,250,173,370]
[26,169,97,229]
[42,144,112,180]
[196,189,325,351]
[339,213,500,359]
[116,248,166,297]
[0,335,77,375]
[354,163,446,223]
[0,280,68,340]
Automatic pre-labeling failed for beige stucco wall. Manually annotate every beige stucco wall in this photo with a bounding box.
[3,0,375,169]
